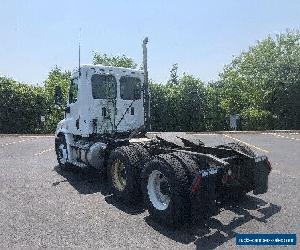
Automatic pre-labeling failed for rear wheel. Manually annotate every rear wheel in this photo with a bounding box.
[147,170,171,211]
[141,154,191,226]
[111,159,127,192]
[107,145,149,203]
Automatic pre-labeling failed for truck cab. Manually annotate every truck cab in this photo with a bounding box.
[56,64,145,138]
[55,64,147,169]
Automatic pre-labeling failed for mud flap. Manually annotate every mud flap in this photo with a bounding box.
[191,168,220,220]
[253,156,270,195]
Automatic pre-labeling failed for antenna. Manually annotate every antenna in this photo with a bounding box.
[78,28,82,76]
[79,43,81,76]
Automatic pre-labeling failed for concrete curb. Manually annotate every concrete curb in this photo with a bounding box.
[189,130,300,134]
[1,130,299,137]
[0,134,54,137]
[148,130,300,134]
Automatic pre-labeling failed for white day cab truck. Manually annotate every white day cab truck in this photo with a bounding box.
[54,38,271,226]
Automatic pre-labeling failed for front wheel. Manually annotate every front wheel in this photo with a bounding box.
[55,135,72,170]
[141,154,191,226]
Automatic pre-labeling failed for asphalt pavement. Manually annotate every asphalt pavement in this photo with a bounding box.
[0,132,299,249]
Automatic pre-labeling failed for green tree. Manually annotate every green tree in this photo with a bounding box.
[168,63,179,85]
[150,81,168,131]
[171,74,206,131]
[219,30,300,129]
[43,66,71,132]
[150,74,207,131]
[92,52,137,69]
[205,82,228,131]
[0,77,47,133]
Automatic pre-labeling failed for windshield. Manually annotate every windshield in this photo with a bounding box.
[91,74,117,99]
[120,76,141,100]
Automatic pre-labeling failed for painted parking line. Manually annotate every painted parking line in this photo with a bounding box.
[1,135,54,148]
[265,133,300,141]
[0,134,54,138]
[222,134,269,153]
[34,147,55,156]
[0,138,35,147]
[20,135,54,138]
[192,133,218,136]
[262,132,299,135]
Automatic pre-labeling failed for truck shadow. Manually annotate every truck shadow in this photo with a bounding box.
[53,165,144,215]
[144,196,281,249]
[53,165,110,195]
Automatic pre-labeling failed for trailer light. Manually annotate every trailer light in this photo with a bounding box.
[191,175,202,193]
[222,174,228,184]
[227,169,232,176]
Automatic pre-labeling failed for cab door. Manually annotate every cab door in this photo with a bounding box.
[116,75,144,132]
[65,78,80,134]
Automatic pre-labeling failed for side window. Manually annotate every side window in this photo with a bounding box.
[91,74,117,99]
[69,79,78,104]
[120,76,141,100]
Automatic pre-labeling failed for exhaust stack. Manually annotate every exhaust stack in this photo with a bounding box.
[142,37,150,131]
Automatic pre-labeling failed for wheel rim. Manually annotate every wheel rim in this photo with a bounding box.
[111,159,127,191]
[58,143,67,164]
[147,170,171,211]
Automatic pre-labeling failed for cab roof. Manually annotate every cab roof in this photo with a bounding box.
[72,64,143,77]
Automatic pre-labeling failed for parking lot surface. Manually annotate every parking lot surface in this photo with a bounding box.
[0,132,299,249]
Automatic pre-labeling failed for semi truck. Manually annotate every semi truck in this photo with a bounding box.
[54,38,271,226]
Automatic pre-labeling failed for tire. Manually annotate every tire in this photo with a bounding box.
[141,154,191,226]
[131,144,150,163]
[55,135,73,170]
[107,145,149,204]
[169,151,200,183]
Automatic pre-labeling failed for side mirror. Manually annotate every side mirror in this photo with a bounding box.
[54,86,62,106]
[65,106,70,113]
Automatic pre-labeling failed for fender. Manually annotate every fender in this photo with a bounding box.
[55,128,74,162]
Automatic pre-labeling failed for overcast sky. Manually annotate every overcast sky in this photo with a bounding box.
[1,0,299,85]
